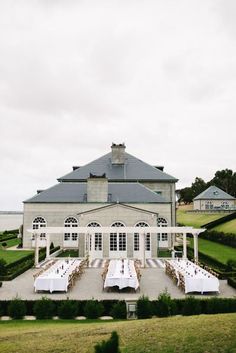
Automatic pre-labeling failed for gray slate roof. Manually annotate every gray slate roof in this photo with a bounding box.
[24,182,169,204]
[58,152,177,182]
[194,186,235,200]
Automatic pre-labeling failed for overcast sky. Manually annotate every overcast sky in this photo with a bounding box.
[0,0,235,211]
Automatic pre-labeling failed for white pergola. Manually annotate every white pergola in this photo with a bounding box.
[28,226,205,267]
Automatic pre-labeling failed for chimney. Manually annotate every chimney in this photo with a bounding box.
[87,173,108,202]
[111,143,126,164]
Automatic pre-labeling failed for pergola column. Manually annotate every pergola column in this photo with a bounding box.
[34,233,39,267]
[193,233,198,263]
[46,233,50,259]
[183,232,187,259]
[141,232,146,268]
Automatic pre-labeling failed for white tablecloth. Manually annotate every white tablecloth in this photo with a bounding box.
[167,259,219,294]
[34,259,81,293]
[104,259,139,290]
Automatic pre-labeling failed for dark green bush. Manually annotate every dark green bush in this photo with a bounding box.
[156,290,176,317]
[136,295,152,319]
[94,331,120,353]
[8,297,26,319]
[33,297,55,319]
[58,299,78,319]
[84,299,104,319]
[182,296,201,316]
[110,301,126,319]
[0,259,7,276]
[0,281,2,288]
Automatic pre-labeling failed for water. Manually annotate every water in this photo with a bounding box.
[0,213,23,232]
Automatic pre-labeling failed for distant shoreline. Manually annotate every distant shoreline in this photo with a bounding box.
[0,211,23,215]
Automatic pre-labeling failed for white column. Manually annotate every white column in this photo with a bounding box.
[46,233,50,259]
[90,233,94,265]
[183,232,187,259]
[34,233,39,267]
[193,233,198,263]
[143,232,146,268]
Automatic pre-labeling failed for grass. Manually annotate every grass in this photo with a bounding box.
[188,238,236,264]
[177,206,224,228]
[213,219,236,235]
[0,238,20,248]
[0,314,235,353]
[57,249,79,257]
[0,249,33,265]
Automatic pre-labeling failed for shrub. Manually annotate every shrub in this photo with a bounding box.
[110,301,126,319]
[226,259,236,272]
[8,297,26,319]
[182,296,201,316]
[94,331,120,353]
[0,259,7,276]
[50,242,54,250]
[136,295,152,319]
[58,299,77,319]
[0,281,2,288]
[156,290,175,317]
[33,297,55,319]
[84,299,104,319]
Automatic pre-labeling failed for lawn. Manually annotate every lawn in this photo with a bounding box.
[188,237,236,264]
[213,219,236,235]
[57,249,79,257]
[0,314,235,353]
[0,249,33,265]
[177,206,224,228]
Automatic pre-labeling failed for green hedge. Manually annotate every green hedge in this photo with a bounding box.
[0,234,18,242]
[199,230,236,248]
[228,277,236,289]
[0,297,236,319]
[202,211,236,230]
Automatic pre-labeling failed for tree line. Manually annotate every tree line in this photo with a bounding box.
[177,169,236,204]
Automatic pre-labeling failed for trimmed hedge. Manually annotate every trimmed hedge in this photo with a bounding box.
[202,211,236,230]
[0,234,17,242]
[199,230,236,248]
[0,297,236,319]
[228,277,236,289]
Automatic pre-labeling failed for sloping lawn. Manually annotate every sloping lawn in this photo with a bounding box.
[0,314,235,353]
[177,206,223,228]
[0,249,33,265]
[189,238,236,264]
[213,219,236,235]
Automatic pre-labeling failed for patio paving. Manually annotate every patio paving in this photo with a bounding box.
[0,267,235,300]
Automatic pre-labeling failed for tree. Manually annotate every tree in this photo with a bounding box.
[191,177,206,198]
[178,187,193,204]
[210,169,236,197]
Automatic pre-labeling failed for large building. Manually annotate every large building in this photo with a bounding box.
[23,143,178,259]
[193,186,236,211]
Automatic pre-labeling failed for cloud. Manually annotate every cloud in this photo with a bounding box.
[0,0,235,209]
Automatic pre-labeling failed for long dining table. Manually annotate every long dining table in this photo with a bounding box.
[104,259,139,290]
[34,259,81,293]
[167,259,220,294]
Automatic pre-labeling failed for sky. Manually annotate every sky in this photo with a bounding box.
[0,0,235,211]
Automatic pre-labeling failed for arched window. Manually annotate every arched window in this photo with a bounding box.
[32,217,46,239]
[110,222,126,251]
[64,217,78,241]
[135,222,150,251]
[88,222,102,251]
[157,217,168,242]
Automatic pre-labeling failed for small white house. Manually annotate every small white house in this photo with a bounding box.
[193,186,236,211]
